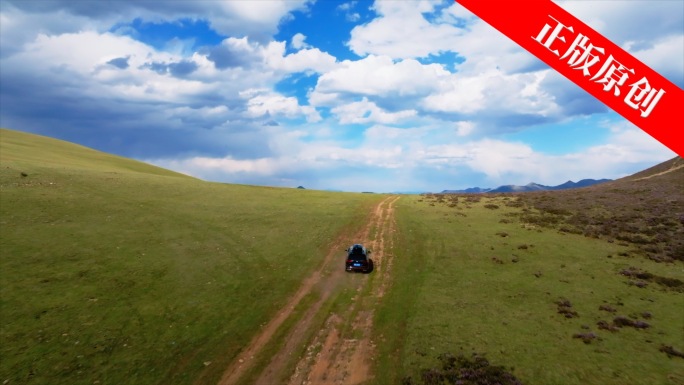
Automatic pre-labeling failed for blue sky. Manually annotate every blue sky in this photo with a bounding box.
[0,0,681,192]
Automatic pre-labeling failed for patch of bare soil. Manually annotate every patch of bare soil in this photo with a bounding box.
[215,196,399,385]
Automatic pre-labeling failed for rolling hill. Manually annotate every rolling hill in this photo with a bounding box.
[0,128,191,178]
[514,155,683,263]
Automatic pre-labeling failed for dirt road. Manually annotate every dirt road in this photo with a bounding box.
[216,195,399,385]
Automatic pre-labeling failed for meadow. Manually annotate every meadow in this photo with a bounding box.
[373,193,683,385]
[1,128,682,385]
[0,129,381,385]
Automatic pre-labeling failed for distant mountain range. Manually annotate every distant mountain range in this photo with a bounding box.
[441,179,612,194]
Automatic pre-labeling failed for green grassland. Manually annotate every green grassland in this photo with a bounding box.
[0,128,381,385]
[373,195,684,385]
[2,128,683,385]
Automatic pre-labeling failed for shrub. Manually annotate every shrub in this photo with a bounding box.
[402,353,523,385]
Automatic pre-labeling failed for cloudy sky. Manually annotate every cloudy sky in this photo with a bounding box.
[0,0,681,192]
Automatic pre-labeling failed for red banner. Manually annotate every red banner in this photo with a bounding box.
[455,0,683,156]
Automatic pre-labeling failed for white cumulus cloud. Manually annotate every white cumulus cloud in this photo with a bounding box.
[311,55,450,104]
[348,0,464,59]
[331,98,417,124]
[242,89,321,123]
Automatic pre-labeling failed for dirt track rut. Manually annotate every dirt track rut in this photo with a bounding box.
[216,195,399,385]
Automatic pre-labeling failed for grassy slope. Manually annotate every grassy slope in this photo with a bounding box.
[374,193,683,384]
[517,156,684,263]
[0,128,190,178]
[621,156,683,182]
[0,129,382,385]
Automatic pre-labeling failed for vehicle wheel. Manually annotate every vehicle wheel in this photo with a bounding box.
[364,259,374,274]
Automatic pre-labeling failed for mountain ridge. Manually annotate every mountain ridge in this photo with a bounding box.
[441,178,612,194]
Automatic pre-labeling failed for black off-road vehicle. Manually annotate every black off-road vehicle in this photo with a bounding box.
[345,244,373,273]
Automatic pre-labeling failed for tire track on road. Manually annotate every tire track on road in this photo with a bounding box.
[288,195,399,385]
[216,196,398,385]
